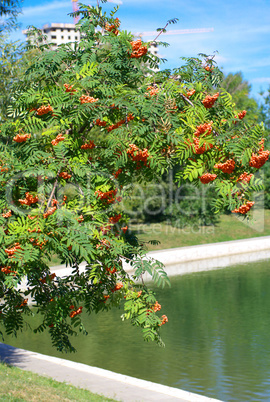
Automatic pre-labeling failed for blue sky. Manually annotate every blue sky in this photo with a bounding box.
[9,0,270,102]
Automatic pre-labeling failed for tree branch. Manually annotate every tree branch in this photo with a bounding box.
[148,22,169,47]
[44,168,61,213]
[180,93,194,107]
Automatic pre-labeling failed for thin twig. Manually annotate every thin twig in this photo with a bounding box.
[148,22,169,47]
[44,168,61,212]
[180,93,194,107]
[79,121,94,135]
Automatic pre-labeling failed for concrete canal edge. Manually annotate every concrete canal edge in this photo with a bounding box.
[50,235,270,280]
[0,342,222,402]
[4,236,270,401]
[143,235,270,278]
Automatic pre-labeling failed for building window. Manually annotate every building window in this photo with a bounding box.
[51,35,57,39]
[68,36,71,40]
[61,28,63,32]
[68,29,70,32]
[61,36,64,39]
[51,28,56,32]
[75,36,78,40]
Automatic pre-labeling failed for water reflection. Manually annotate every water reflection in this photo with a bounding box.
[4,259,270,401]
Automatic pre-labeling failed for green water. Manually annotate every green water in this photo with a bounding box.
[3,259,270,401]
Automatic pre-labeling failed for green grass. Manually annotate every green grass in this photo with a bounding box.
[0,362,116,401]
[130,210,270,251]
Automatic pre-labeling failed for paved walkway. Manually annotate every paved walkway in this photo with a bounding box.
[0,343,222,402]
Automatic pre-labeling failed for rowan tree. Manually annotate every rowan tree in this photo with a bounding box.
[0,2,268,352]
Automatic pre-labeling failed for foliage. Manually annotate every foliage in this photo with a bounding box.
[221,71,261,124]
[0,0,22,32]
[260,86,270,133]
[0,35,32,122]
[0,2,268,352]
[123,173,219,227]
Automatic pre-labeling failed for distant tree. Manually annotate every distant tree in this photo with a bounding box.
[0,35,24,121]
[221,72,261,124]
[0,0,22,32]
[260,87,270,133]
[258,86,270,208]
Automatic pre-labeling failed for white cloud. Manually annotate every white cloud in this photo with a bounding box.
[250,77,270,84]
[22,1,70,18]
[108,0,123,4]
[212,55,227,65]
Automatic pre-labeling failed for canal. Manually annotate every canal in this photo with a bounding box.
[3,258,270,401]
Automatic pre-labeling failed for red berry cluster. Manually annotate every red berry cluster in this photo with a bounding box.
[30,238,47,249]
[233,110,247,124]
[129,39,147,58]
[109,214,122,224]
[193,137,213,154]
[186,89,196,97]
[79,95,99,104]
[59,172,72,179]
[69,306,83,318]
[16,299,28,308]
[111,282,123,292]
[202,93,219,108]
[81,141,95,149]
[40,273,56,284]
[95,119,107,127]
[28,226,41,233]
[146,86,159,97]
[214,159,235,174]
[199,173,217,184]
[1,266,17,275]
[106,266,117,274]
[0,164,8,172]
[194,122,212,137]
[238,110,246,119]
[107,113,134,132]
[127,144,149,165]
[113,168,122,178]
[64,83,77,93]
[51,134,65,146]
[249,151,270,168]
[36,104,53,116]
[5,243,21,257]
[237,172,253,183]
[43,206,57,219]
[105,17,120,35]
[96,238,111,250]
[19,192,38,205]
[13,133,31,143]
[95,189,118,204]
[2,210,12,218]
[232,201,254,214]
[153,301,162,312]
[159,315,168,326]
[249,139,269,168]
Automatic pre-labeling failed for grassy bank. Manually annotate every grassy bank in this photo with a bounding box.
[0,362,116,401]
[47,210,270,266]
[130,210,270,251]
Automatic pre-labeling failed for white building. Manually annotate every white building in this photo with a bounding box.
[23,23,80,49]
[23,24,159,68]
